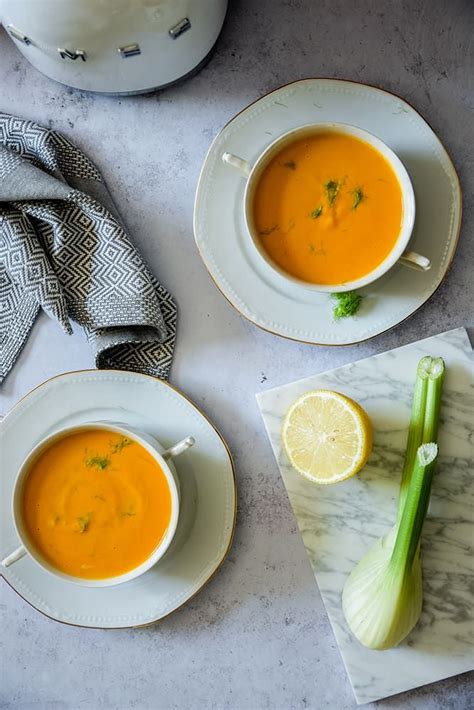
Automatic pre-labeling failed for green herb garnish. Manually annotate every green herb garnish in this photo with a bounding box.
[310,205,323,219]
[283,160,296,170]
[86,455,110,470]
[111,437,132,454]
[324,180,340,206]
[259,224,278,236]
[352,188,364,210]
[309,243,325,256]
[122,510,136,517]
[332,291,363,319]
[77,513,92,533]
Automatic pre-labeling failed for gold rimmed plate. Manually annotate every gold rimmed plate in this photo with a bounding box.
[194,78,461,345]
[0,370,236,628]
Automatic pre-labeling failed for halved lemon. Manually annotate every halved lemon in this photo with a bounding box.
[282,390,372,484]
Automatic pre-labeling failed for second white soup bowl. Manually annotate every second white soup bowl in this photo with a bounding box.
[222,122,430,292]
[1,422,195,588]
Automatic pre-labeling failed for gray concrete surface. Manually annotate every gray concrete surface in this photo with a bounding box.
[0,1,473,708]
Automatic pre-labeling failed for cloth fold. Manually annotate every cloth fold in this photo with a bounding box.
[0,113,176,383]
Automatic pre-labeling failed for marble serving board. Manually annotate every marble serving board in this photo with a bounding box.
[257,327,473,704]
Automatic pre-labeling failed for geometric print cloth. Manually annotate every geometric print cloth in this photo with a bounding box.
[0,113,176,383]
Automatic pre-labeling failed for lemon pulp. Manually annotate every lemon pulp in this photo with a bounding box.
[282,390,372,484]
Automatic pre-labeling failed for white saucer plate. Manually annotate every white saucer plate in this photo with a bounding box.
[194,78,461,345]
[0,370,236,628]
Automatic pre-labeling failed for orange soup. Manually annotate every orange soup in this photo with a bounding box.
[22,429,172,579]
[252,131,403,285]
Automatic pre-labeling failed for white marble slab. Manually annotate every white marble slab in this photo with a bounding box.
[257,327,474,704]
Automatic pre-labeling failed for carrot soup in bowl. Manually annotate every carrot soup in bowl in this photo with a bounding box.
[4,423,190,587]
[223,123,429,291]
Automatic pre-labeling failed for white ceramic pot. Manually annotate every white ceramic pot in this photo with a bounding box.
[1,422,195,587]
[0,0,228,94]
[222,122,431,293]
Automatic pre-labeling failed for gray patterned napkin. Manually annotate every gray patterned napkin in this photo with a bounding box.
[0,114,176,383]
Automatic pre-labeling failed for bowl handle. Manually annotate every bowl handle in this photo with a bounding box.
[1,545,26,568]
[162,436,195,461]
[399,251,431,271]
[222,152,251,178]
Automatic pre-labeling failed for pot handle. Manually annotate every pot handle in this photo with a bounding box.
[222,152,251,177]
[1,545,27,568]
[162,436,195,461]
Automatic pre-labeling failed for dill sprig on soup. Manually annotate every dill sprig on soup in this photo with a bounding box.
[252,131,403,286]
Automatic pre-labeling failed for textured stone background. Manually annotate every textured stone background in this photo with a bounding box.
[0,1,473,708]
